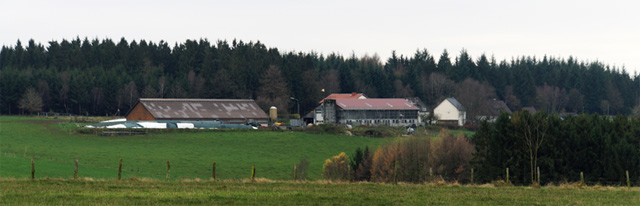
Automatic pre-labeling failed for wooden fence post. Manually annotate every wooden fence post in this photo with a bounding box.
[429,167,433,182]
[212,162,216,181]
[74,156,78,179]
[31,157,35,180]
[118,158,123,181]
[393,161,398,185]
[251,164,256,182]
[166,160,171,181]
[536,166,541,186]
[627,170,630,188]
[347,164,352,183]
[506,168,510,184]
[293,163,297,182]
[580,172,584,186]
[471,168,474,185]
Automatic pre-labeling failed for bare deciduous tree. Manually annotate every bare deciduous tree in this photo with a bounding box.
[455,78,496,123]
[421,72,454,106]
[535,84,567,113]
[393,79,414,98]
[18,87,43,114]
[512,112,549,185]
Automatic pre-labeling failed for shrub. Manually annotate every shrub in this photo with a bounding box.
[371,136,431,183]
[322,152,350,181]
[429,129,475,182]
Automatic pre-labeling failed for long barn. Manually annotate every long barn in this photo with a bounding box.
[125,98,269,125]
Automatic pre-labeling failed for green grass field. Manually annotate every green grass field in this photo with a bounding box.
[1,178,638,205]
[0,116,385,180]
[1,116,638,205]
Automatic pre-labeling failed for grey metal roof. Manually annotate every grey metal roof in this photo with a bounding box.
[137,98,269,120]
[446,97,466,111]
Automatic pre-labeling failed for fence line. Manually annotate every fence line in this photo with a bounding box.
[12,156,640,187]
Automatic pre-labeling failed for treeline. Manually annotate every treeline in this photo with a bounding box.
[473,112,640,185]
[1,38,639,116]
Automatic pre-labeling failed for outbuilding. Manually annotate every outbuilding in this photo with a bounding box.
[315,98,419,126]
[125,98,269,125]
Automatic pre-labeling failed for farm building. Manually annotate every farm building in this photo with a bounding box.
[404,97,429,125]
[314,98,419,126]
[476,99,512,122]
[433,97,466,126]
[125,98,269,125]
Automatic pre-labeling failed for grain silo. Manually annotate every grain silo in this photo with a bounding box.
[269,106,277,123]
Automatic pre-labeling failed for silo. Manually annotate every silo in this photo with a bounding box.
[269,106,277,122]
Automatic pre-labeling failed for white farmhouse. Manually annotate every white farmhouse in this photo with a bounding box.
[434,97,466,126]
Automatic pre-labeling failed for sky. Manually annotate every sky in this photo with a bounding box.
[2,0,639,74]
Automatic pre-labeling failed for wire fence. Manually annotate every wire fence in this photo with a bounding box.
[3,154,639,187]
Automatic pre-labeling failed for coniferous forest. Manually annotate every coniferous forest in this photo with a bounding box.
[1,38,639,117]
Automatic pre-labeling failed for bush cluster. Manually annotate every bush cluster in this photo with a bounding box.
[323,129,474,183]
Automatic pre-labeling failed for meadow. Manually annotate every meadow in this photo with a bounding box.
[0,116,384,180]
[1,178,638,205]
[1,116,638,205]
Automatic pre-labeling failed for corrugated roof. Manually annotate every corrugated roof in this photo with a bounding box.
[446,97,466,111]
[319,93,366,103]
[135,98,268,120]
[335,99,419,110]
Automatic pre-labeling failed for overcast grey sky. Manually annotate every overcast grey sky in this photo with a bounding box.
[2,0,639,74]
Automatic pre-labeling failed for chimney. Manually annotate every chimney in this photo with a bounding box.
[352,92,357,96]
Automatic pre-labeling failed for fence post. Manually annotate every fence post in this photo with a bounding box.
[251,164,256,182]
[118,158,123,181]
[580,172,584,186]
[74,156,78,179]
[212,162,216,182]
[429,167,433,182]
[393,161,398,185]
[166,160,171,181]
[471,168,474,185]
[627,170,630,188]
[293,163,297,182]
[506,168,510,184]
[347,164,352,183]
[31,157,35,180]
[536,166,541,186]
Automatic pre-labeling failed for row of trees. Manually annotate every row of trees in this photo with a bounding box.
[473,112,640,185]
[2,38,639,116]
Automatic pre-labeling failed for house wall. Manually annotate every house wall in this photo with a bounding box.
[434,101,460,121]
[126,103,156,121]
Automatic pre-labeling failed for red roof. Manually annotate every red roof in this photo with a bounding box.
[335,99,419,110]
[319,93,366,103]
